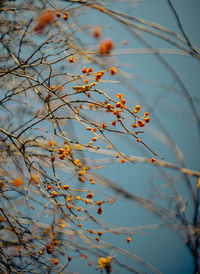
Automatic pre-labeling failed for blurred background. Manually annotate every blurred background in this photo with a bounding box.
[1,0,200,273]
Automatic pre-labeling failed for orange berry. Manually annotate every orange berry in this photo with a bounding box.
[120,98,126,105]
[121,159,125,164]
[88,141,93,147]
[106,103,112,110]
[85,199,90,204]
[50,85,55,91]
[96,237,100,242]
[135,105,141,111]
[52,239,59,246]
[86,126,92,130]
[132,123,137,128]
[95,72,102,82]
[107,145,111,149]
[115,154,119,158]
[13,177,23,187]
[47,185,53,190]
[74,159,82,166]
[0,216,5,223]
[63,15,68,21]
[68,256,72,261]
[93,127,98,132]
[58,148,64,154]
[87,193,94,199]
[98,231,103,236]
[113,110,120,116]
[144,117,150,123]
[151,157,156,163]
[67,205,71,210]
[83,79,88,83]
[82,67,87,73]
[110,67,117,75]
[144,112,149,117]
[65,12,70,16]
[58,154,65,160]
[92,137,98,141]
[102,123,107,129]
[111,121,116,126]
[137,138,140,142]
[46,244,54,254]
[64,150,69,156]
[116,102,121,108]
[56,12,61,18]
[87,67,93,73]
[126,237,132,243]
[63,184,70,190]
[116,93,123,99]
[45,94,52,101]
[138,121,145,127]
[54,259,59,265]
[69,56,75,63]
[67,196,72,203]
[99,7,104,12]
[52,191,58,197]
[97,207,103,214]
[78,169,86,176]
[98,39,114,55]
[58,85,63,90]
[79,176,85,183]
[93,26,101,39]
